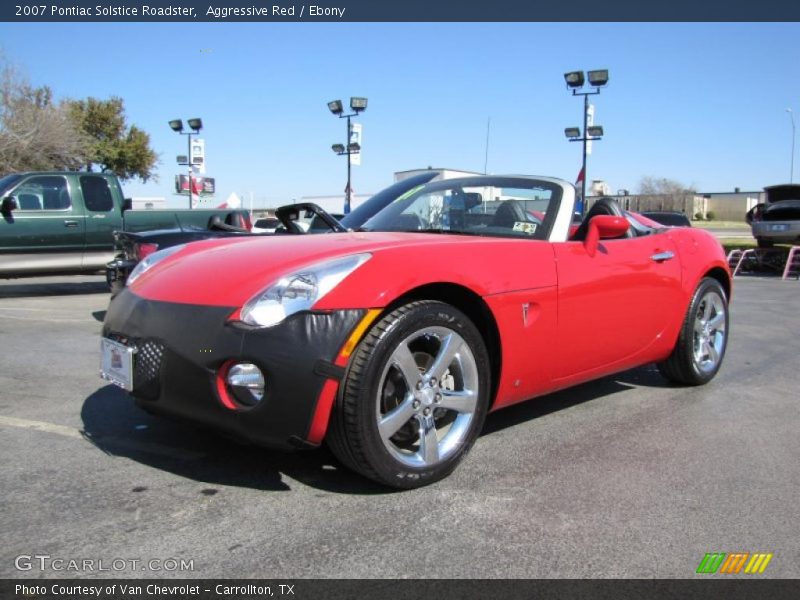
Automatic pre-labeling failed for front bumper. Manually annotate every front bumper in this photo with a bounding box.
[102,289,365,449]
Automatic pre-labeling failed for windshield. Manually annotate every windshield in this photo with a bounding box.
[339,171,439,229]
[362,176,561,240]
[0,174,24,197]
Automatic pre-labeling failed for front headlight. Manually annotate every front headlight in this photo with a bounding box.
[240,253,371,328]
[127,244,187,286]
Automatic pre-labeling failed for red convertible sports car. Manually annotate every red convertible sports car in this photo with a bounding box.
[100,176,731,488]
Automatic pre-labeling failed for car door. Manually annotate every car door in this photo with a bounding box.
[0,174,86,273]
[552,231,682,381]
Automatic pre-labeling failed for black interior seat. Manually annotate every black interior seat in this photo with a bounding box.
[570,197,629,241]
[492,200,527,228]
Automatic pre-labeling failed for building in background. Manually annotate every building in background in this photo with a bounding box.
[590,179,611,196]
[593,188,761,221]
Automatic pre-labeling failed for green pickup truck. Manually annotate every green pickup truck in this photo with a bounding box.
[0,171,250,277]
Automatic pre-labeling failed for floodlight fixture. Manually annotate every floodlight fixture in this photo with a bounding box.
[350,97,368,112]
[170,117,203,209]
[328,100,344,115]
[587,70,609,87]
[564,71,585,89]
[328,96,368,215]
[562,68,610,217]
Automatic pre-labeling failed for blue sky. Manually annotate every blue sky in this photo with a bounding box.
[2,22,800,208]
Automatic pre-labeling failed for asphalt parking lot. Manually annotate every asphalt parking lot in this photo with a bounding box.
[0,274,798,579]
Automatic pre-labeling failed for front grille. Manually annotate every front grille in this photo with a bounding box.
[132,340,164,400]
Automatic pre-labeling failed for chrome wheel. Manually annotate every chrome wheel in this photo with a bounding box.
[376,326,479,468]
[657,277,730,386]
[692,290,727,375]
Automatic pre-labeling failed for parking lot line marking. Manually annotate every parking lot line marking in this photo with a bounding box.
[0,307,65,311]
[0,414,85,439]
[0,415,205,461]
[0,314,96,323]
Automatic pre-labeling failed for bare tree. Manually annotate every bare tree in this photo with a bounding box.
[638,176,696,196]
[635,176,697,213]
[0,58,88,173]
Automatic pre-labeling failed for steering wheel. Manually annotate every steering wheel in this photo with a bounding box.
[275,202,347,234]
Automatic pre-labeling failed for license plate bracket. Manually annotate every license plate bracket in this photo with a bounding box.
[99,338,136,391]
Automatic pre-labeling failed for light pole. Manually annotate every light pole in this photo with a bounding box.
[169,118,203,209]
[563,70,609,216]
[328,97,367,214]
[787,108,795,183]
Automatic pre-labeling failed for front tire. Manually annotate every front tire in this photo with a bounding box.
[657,277,729,385]
[327,301,491,489]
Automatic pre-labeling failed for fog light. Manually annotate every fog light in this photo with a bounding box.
[226,363,265,407]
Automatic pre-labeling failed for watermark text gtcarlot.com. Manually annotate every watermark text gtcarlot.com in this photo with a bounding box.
[14,554,194,572]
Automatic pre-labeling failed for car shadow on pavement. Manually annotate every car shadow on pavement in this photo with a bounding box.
[0,279,109,298]
[82,367,672,495]
[482,364,671,436]
[80,385,391,496]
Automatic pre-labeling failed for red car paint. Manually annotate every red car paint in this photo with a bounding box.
[129,222,730,440]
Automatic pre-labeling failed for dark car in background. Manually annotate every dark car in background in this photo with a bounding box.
[106,172,439,294]
[640,211,692,228]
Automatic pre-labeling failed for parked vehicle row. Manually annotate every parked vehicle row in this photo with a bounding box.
[0,171,250,278]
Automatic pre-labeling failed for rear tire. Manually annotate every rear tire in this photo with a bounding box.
[327,300,490,489]
[657,278,729,385]
[756,237,774,249]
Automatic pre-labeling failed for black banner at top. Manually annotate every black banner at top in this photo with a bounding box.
[1,0,800,22]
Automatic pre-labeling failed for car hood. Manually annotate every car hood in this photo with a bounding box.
[128,232,471,307]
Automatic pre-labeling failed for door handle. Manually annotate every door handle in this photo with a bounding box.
[651,251,675,262]
[64,220,79,228]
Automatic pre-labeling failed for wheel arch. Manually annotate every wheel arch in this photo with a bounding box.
[380,282,502,407]
[703,266,732,301]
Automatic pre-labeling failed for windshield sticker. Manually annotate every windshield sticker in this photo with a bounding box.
[513,222,537,234]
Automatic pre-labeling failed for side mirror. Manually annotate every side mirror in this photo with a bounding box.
[584,215,629,257]
[1,196,18,214]
[122,198,132,212]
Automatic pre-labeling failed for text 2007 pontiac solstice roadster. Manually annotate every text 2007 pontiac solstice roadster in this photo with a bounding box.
[101,176,731,488]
